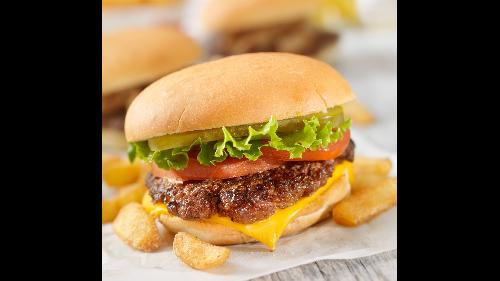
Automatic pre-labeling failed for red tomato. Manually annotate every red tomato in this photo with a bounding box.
[152,130,350,181]
[152,157,284,181]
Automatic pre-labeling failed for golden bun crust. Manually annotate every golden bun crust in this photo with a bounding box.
[125,52,355,142]
[202,0,320,33]
[158,172,350,246]
[102,26,201,96]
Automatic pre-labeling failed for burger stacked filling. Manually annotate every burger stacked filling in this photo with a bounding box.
[147,141,354,224]
[129,106,355,225]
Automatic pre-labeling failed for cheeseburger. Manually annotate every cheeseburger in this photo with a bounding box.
[184,0,340,60]
[126,53,355,250]
[102,26,201,150]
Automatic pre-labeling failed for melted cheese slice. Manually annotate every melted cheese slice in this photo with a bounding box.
[143,161,353,250]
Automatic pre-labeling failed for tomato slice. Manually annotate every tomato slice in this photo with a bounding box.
[261,130,350,161]
[152,157,284,181]
[152,130,351,181]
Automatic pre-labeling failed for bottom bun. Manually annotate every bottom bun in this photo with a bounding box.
[159,171,351,246]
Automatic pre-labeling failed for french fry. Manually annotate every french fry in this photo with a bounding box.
[354,156,392,176]
[352,174,387,193]
[343,100,375,125]
[102,198,120,223]
[333,178,397,226]
[102,153,150,223]
[103,160,142,188]
[352,156,392,193]
[117,181,148,207]
[173,232,230,270]
[102,153,121,170]
[113,203,162,252]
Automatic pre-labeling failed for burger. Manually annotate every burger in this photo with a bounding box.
[184,0,340,60]
[125,53,355,250]
[102,0,179,6]
[102,26,201,150]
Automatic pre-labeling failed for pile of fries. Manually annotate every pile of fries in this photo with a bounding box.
[103,153,396,270]
[333,156,397,226]
[102,153,150,223]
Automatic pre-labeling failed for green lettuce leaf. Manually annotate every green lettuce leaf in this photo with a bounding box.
[226,140,265,160]
[127,143,136,163]
[198,142,228,165]
[128,112,351,170]
[128,141,152,162]
[151,138,202,170]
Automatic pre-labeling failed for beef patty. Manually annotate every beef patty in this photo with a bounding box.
[147,140,355,224]
[211,20,339,57]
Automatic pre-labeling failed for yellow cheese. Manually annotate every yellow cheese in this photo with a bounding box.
[143,161,353,250]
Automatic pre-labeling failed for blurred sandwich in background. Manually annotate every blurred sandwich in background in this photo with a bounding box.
[102,0,182,7]
[102,26,201,150]
[185,0,353,60]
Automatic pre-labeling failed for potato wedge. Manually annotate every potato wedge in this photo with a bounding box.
[173,232,230,270]
[117,181,147,207]
[102,153,121,171]
[333,178,397,226]
[354,156,392,177]
[342,100,375,125]
[102,198,120,223]
[352,174,387,193]
[113,203,162,252]
[352,157,392,193]
[103,160,142,188]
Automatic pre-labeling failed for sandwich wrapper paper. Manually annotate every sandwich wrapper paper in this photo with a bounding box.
[102,129,397,281]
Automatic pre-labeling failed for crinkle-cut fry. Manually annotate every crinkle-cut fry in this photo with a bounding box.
[333,178,397,226]
[113,203,162,252]
[173,232,230,270]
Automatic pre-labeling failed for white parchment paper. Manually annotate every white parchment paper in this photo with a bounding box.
[102,130,397,281]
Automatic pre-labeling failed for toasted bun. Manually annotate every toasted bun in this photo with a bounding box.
[202,0,320,33]
[102,26,201,96]
[158,171,350,246]
[125,52,355,142]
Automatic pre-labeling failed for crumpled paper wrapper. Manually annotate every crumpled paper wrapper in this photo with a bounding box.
[102,129,396,280]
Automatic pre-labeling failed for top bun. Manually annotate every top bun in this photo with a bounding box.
[102,26,201,96]
[125,53,355,142]
[202,0,320,33]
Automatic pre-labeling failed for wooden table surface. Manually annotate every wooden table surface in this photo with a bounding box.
[251,250,397,281]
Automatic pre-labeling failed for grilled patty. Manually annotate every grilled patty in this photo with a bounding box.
[211,20,339,57]
[147,140,355,224]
